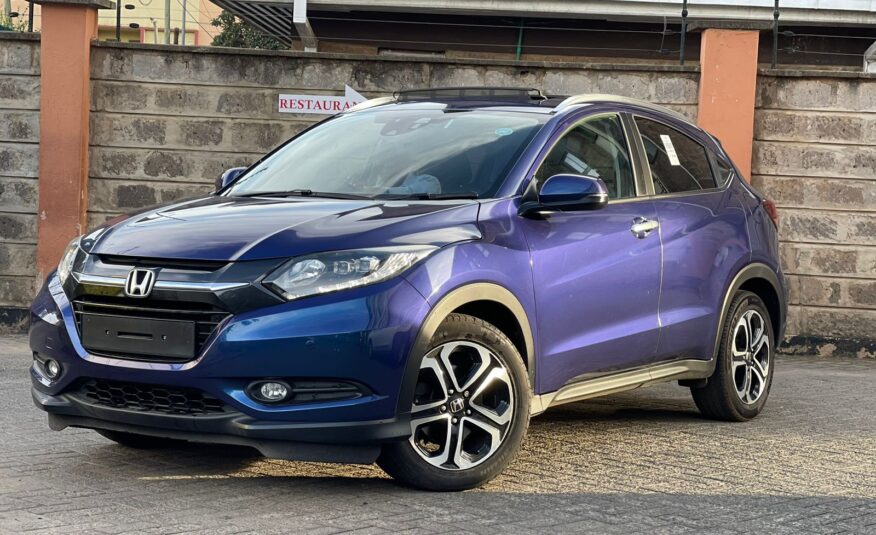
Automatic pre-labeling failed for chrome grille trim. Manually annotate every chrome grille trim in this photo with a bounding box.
[73,273,247,292]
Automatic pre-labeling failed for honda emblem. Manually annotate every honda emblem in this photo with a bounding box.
[124,268,156,298]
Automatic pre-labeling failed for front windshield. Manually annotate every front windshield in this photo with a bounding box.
[225,107,547,199]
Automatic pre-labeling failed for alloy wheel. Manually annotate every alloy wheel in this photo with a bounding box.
[409,341,514,470]
[731,309,771,404]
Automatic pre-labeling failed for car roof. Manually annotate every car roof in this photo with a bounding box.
[347,87,691,124]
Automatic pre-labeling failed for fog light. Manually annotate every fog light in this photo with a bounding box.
[258,382,289,402]
[44,359,61,379]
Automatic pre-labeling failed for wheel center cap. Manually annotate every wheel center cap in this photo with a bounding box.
[449,397,465,414]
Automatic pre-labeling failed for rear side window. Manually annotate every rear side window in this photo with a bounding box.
[635,117,716,194]
[710,152,735,186]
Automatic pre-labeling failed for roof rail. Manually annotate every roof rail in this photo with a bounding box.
[395,87,546,103]
[346,96,397,113]
[554,93,691,123]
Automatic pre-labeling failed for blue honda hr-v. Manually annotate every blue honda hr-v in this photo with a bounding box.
[30,88,787,491]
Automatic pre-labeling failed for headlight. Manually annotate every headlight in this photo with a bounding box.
[57,236,82,284]
[264,246,437,301]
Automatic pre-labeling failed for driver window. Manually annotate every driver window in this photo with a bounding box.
[535,114,636,200]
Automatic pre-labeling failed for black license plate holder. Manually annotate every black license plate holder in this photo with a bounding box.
[81,313,196,360]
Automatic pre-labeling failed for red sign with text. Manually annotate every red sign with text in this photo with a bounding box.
[278,85,365,115]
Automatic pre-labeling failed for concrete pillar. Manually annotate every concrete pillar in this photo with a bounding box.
[697,28,760,181]
[865,41,876,73]
[293,0,318,52]
[31,0,111,280]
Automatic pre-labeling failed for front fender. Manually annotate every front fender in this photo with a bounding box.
[394,281,537,418]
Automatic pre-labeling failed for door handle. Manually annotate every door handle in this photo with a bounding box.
[630,217,659,239]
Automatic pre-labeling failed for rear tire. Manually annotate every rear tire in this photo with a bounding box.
[378,313,530,491]
[95,429,185,449]
[691,291,775,421]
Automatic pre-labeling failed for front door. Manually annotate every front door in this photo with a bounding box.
[519,114,662,394]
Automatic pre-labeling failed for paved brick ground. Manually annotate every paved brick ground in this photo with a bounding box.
[1,334,875,534]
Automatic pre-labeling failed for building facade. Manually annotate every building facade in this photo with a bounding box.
[215,0,876,68]
[8,0,221,44]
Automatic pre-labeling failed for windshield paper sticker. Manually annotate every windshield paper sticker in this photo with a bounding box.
[660,134,681,166]
[495,128,514,136]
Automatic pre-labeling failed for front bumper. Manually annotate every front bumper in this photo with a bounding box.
[34,389,407,463]
[30,273,431,462]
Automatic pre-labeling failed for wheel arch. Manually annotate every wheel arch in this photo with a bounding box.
[451,300,529,368]
[714,263,785,360]
[739,278,783,346]
[396,283,536,418]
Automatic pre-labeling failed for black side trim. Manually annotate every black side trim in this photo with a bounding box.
[620,112,655,197]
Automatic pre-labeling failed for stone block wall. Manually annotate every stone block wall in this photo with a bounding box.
[6,39,873,354]
[0,34,39,331]
[753,72,876,356]
[87,42,699,226]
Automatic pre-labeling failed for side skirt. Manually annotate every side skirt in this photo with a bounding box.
[530,358,714,416]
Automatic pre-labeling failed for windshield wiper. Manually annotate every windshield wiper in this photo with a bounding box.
[376,192,480,200]
[233,189,372,200]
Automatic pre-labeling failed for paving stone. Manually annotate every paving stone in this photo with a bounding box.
[1,334,875,533]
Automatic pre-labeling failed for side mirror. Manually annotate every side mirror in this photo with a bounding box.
[215,167,247,193]
[519,174,609,217]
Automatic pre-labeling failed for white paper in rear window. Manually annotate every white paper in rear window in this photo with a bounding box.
[660,134,681,166]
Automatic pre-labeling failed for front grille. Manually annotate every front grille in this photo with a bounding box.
[78,379,226,416]
[97,255,227,272]
[72,297,230,361]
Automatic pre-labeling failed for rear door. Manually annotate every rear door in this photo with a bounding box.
[631,116,750,363]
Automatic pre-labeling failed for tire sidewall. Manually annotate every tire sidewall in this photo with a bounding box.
[721,292,775,419]
[379,314,530,491]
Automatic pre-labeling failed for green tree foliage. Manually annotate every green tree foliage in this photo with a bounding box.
[0,12,29,32]
[210,11,284,50]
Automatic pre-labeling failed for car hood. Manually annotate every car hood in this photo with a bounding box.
[91,195,482,262]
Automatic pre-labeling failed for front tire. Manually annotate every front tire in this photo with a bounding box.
[691,291,775,421]
[378,313,530,491]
